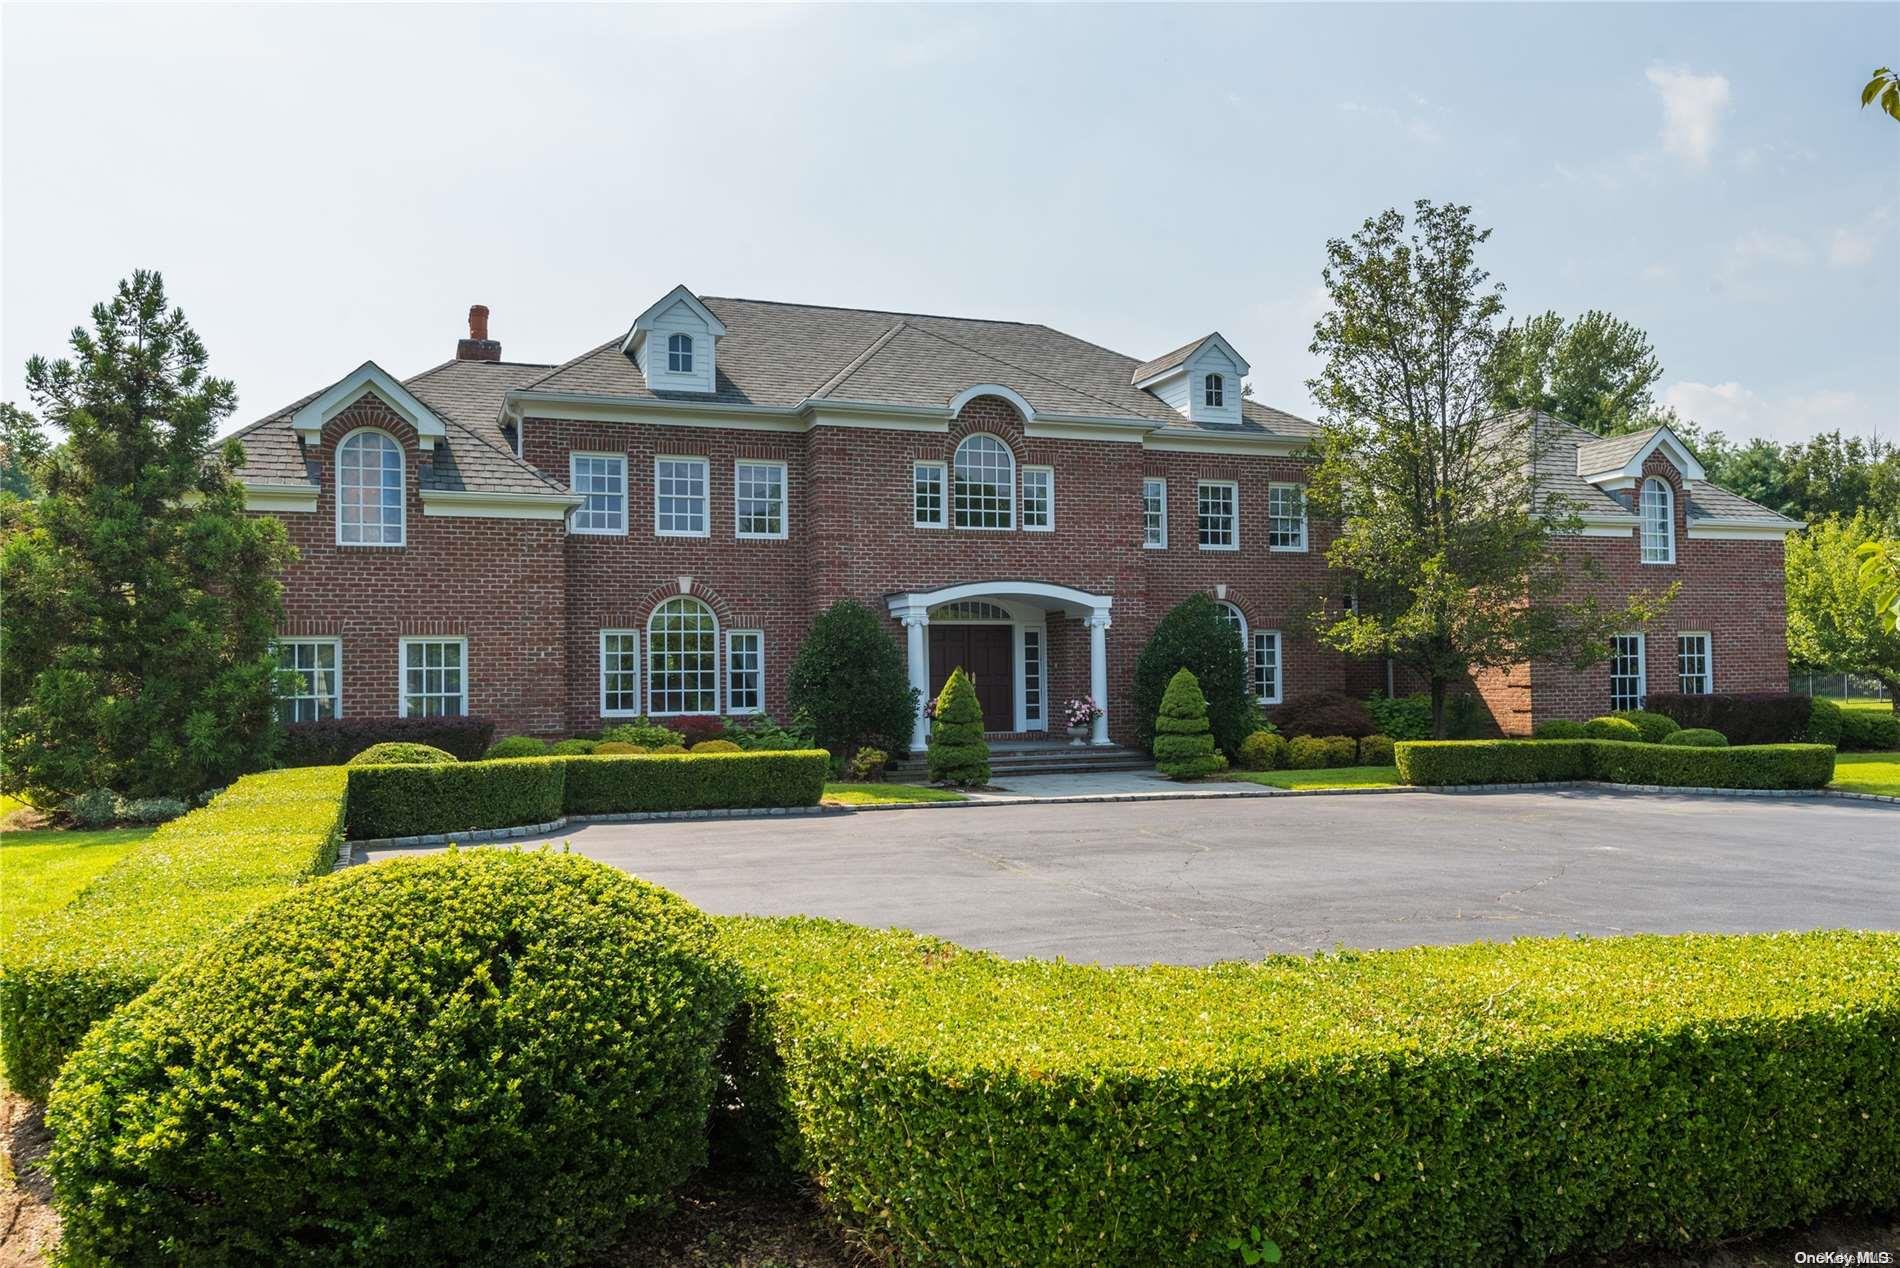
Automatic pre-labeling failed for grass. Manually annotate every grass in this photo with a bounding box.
[1229,764,1401,790]
[1,826,153,935]
[1829,751,1900,797]
[821,782,967,806]
[1833,698,1895,714]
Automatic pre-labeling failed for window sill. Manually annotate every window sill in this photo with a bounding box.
[655,530,712,540]
[1198,544,1240,552]
[571,528,628,538]
[337,541,406,549]
[736,532,790,542]
[1269,545,1308,553]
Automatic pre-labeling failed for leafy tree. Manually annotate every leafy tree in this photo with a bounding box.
[1864,66,1900,122]
[1693,433,1796,518]
[1855,538,1900,635]
[1152,668,1226,779]
[1131,593,1252,756]
[926,667,989,786]
[1485,309,1663,435]
[785,599,918,757]
[1304,200,1673,737]
[1780,432,1900,529]
[1787,514,1900,695]
[0,403,50,499]
[2,272,294,802]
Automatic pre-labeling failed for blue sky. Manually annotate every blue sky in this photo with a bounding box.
[3,3,1893,445]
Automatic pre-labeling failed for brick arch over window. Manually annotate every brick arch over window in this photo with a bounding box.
[947,392,1028,446]
[633,577,746,630]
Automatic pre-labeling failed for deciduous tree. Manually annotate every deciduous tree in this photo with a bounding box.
[1787,514,1900,694]
[1485,309,1662,435]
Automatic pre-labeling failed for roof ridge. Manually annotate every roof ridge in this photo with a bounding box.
[701,294,1040,329]
[809,320,910,400]
[517,337,624,392]
[890,322,1152,419]
[400,367,569,493]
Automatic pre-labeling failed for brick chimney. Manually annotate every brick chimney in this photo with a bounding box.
[456,304,501,362]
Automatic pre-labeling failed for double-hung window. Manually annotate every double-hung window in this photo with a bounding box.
[913,461,947,528]
[275,638,340,722]
[1267,483,1307,551]
[726,630,763,714]
[1609,633,1646,711]
[735,461,787,539]
[401,637,467,717]
[655,457,709,537]
[570,453,627,534]
[1640,477,1675,564]
[336,429,404,546]
[600,630,640,716]
[1022,466,1054,531]
[1677,632,1712,695]
[1142,478,1167,548]
[1252,630,1282,705]
[1197,480,1238,550]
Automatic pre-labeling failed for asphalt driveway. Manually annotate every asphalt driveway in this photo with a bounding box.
[361,789,1900,965]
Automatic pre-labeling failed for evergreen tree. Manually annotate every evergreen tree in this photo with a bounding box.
[927,667,990,786]
[0,403,50,499]
[1153,668,1227,779]
[1,271,293,800]
[1131,593,1252,756]
[786,600,919,757]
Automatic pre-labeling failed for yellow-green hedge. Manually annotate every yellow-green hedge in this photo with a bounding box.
[716,919,1900,1266]
[1394,739,1836,789]
[0,767,349,1099]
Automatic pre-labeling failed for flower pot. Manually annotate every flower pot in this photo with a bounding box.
[1067,724,1089,747]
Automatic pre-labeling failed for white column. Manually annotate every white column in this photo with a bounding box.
[1087,609,1112,746]
[902,606,931,752]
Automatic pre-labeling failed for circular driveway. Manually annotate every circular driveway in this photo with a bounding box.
[363,789,1900,965]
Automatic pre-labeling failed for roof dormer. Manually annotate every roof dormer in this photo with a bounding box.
[1575,423,1705,494]
[1131,332,1249,426]
[623,284,727,395]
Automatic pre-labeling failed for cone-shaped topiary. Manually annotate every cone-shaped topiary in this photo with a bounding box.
[1153,668,1229,779]
[927,667,990,786]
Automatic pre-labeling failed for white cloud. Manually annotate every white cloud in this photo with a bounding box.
[1827,204,1892,269]
[1661,381,1887,444]
[1646,65,1732,168]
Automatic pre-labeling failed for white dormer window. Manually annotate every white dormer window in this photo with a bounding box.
[1205,374,1224,408]
[668,333,693,374]
[626,285,726,394]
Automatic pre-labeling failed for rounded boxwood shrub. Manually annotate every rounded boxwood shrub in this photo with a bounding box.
[691,739,743,754]
[1319,735,1358,767]
[1357,734,1396,765]
[550,738,597,755]
[1841,707,1900,752]
[596,740,645,754]
[602,719,686,749]
[1286,735,1328,770]
[928,668,991,786]
[1131,594,1253,757]
[1803,697,1844,746]
[1611,709,1680,744]
[1237,730,1288,771]
[485,735,550,760]
[47,850,737,1268]
[347,741,457,766]
[1664,727,1729,748]
[1583,715,1643,741]
[1534,719,1588,740]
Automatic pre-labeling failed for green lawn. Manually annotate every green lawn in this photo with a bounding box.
[1829,752,1900,797]
[822,782,968,806]
[1838,698,1896,715]
[1,826,153,935]
[1230,764,1402,790]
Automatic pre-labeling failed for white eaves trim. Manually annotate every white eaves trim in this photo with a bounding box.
[1579,426,1707,486]
[290,361,449,451]
[1140,430,1308,457]
[1686,517,1797,540]
[241,483,319,513]
[419,489,583,520]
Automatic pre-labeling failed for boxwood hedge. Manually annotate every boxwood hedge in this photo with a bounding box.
[562,750,828,816]
[0,767,349,1099]
[716,919,1900,1267]
[344,756,566,839]
[1394,739,1835,790]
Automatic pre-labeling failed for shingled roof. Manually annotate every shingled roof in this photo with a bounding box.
[1510,411,1796,527]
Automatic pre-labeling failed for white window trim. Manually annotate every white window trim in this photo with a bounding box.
[913,460,947,529]
[668,332,694,374]
[1143,477,1167,549]
[1023,465,1055,532]
[397,636,469,718]
[1205,373,1224,408]
[275,637,343,720]
[726,629,765,715]
[733,459,789,541]
[646,597,720,717]
[1268,482,1308,552]
[1610,632,1647,711]
[1640,477,1675,565]
[1197,480,1240,552]
[952,433,1016,532]
[569,451,628,536]
[654,455,711,539]
[1253,629,1283,706]
[1677,631,1713,695]
[599,629,641,717]
[334,426,405,548]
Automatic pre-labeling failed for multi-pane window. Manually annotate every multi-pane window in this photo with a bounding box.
[727,630,763,714]
[1610,633,1646,711]
[1197,481,1238,549]
[1216,601,1247,639]
[275,639,339,723]
[337,429,404,546]
[655,457,709,536]
[401,638,466,717]
[1677,632,1712,695]
[735,461,787,539]
[1022,466,1054,531]
[570,453,627,534]
[913,461,947,528]
[1204,373,1224,408]
[648,597,718,715]
[953,434,1014,529]
[1641,477,1674,564]
[1252,630,1282,705]
[1142,478,1167,548]
[1022,628,1043,726]
[667,332,693,373]
[600,630,640,716]
[1267,483,1307,551]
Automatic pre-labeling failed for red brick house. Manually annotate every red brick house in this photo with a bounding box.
[230,287,1797,745]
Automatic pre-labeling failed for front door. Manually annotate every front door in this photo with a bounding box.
[929,625,1014,731]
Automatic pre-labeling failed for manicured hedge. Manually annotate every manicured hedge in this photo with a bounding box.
[1644,693,1812,746]
[1394,739,1835,790]
[563,751,829,816]
[0,767,349,1099]
[716,918,1900,1266]
[344,757,567,839]
[279,715,496,765]
[1842,707,1900,752]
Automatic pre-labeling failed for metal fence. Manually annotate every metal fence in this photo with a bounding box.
[1791,670,1891,702]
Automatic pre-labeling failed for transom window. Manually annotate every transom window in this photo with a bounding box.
[1197,481,1238,550]
[336,428,404,546]
[1677,632,1712,695]
[655,457,709,536]
[570,453,627,534]
[726,629,763,714]
[667,332,693,373]
[1610,633,1646,711]
[1204,373,1224,408]
[1640,477,1675,564]
[275,638,339,723]
[931,601,1012,622]
[953,434,1014,529]
[735,461,787,539]
[600,630,640,716]
[648,597,719,715]
[401,638,466,717]
[913,461,947,528]
[1252,630,1282,705]
[1022,466,1054,531]
[1268,483,1307,551]
[1142,478,1167,548]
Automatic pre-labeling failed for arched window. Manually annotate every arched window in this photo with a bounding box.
[667,332,694,373]
[336,428,404,546]
[1204,373,1224,408]
[953,433,1014,529]
[1640,477,1674,564]
[1216,600,1248,642]
[648,596,719,715]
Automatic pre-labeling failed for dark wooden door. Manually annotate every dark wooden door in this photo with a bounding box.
[929,625,1014,731]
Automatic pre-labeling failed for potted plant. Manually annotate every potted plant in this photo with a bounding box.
[1063,695,1102,746]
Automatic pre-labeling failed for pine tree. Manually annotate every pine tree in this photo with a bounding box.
[927,667,990,786]
[1153,668,1228,780]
